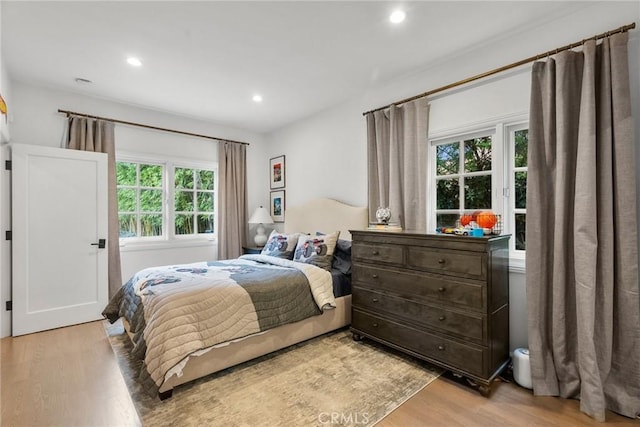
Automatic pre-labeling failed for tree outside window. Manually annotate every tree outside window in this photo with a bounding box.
[430,120,528,259]
[174,167,215,235]
[117,162,164,238]
[116,159,216,241]
[435,135,493,227]
[513,128,528,251]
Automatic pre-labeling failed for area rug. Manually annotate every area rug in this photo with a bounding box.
[105,320,441,427]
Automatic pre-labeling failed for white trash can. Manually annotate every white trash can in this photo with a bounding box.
[513,348,533,389]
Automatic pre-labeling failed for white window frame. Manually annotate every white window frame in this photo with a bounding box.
[116,151,218,249]
[505,122,529,261]
[171,161,218,240]
[427,113,528,265]
[116,157,166,243]
[429,127,501,227]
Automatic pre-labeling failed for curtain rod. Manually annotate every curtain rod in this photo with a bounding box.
[362,22,636,116]
[57,109,250,146]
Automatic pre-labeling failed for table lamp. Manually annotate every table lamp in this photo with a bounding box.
[248,206,274,247]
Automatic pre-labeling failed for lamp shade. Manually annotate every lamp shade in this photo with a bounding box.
[248,206,274,224]
[249,206,273,247]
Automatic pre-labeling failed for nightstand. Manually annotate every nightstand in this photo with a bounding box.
[242,246,263,255]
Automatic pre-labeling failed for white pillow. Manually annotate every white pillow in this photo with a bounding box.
[293,231,340,271]
[260,230,300,260]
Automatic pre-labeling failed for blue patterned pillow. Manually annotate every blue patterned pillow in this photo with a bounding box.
[260,231,300,260]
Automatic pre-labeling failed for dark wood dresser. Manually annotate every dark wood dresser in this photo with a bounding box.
[350,230,510,396]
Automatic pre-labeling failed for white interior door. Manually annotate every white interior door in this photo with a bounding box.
[12,144,108,336]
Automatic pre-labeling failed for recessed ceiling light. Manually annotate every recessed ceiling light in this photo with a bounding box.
[252,94,263,103]
[389,10,406,24]
[127,57,142,67]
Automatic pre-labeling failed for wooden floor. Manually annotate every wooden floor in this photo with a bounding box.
[1,320,140,427]
[379,372,640,426]
[1,321,638,427]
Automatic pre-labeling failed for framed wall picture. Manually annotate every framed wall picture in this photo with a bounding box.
[269,155,285,189]
[270,190,285,223]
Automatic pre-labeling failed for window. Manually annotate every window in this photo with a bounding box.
[429,119,528,258]
[174,167,215,236]
[510,126,528,252]
[117,161,164,238]
[117,156,217,242]
[434,132,495,227]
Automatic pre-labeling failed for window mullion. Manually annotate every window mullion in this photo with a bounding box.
[167,163,174,240]
[458,140,464,213]
[493,124,504,220]
[136,163,142,238]
[510,139,516,254]
[193,169,198,234]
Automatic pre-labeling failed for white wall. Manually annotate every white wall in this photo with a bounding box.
[264,2,640,352]
[262,98,368,209]
[1,82,267,337]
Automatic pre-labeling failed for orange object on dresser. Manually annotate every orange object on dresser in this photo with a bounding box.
[476,211,497,229]
[460,214,474,226]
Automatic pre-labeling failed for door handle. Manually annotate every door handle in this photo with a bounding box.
[91,239,106,249]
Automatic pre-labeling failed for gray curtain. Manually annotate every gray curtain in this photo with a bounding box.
[66,116,122,299]
[526,32,639,421]
[366,98,429,230]
[217,141,247,259]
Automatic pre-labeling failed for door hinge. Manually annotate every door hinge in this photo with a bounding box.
[5,301,12,311]
[5,230,11,240]
[4,160,11,171]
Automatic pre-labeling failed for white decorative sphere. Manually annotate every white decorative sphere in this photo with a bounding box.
[376,207,391,224]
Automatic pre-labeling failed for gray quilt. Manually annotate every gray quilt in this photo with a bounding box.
[103,254,335,395]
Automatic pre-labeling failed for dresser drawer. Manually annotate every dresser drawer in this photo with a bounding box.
[407,246,486,280]
[352,287,485,342]
[352,264,486,310]
[352,242,403,264]
[352,309,486,377]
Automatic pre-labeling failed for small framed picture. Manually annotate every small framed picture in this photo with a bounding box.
[269,155,285,189]
[270,190,285,223]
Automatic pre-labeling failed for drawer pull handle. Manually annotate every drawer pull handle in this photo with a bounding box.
[438,345,445,351]
[439,315,446,321]
[372,298,379,303]
[372,323,379,327]
[372,250,379,255]
[372,274,379,279]
[438,287,446,293]
[437,258,445,264]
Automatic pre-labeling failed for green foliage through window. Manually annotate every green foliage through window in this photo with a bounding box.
[464,175,492,209]
[117,161,164,238]
[464,137,492,172]
[513,129,528,251]
[435,135,493,226]
[515,130,528,168]
[117,161,216,239]
[432,125,529,254]
[436,179,459,210]
[174,167,215,235]
[436,143,459,176]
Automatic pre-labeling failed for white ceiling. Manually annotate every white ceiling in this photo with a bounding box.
[2,1,589,134]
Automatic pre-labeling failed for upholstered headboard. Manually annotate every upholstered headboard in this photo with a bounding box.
[284,198,368,241]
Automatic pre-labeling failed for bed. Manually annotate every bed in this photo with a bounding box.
[103,198,367,399]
